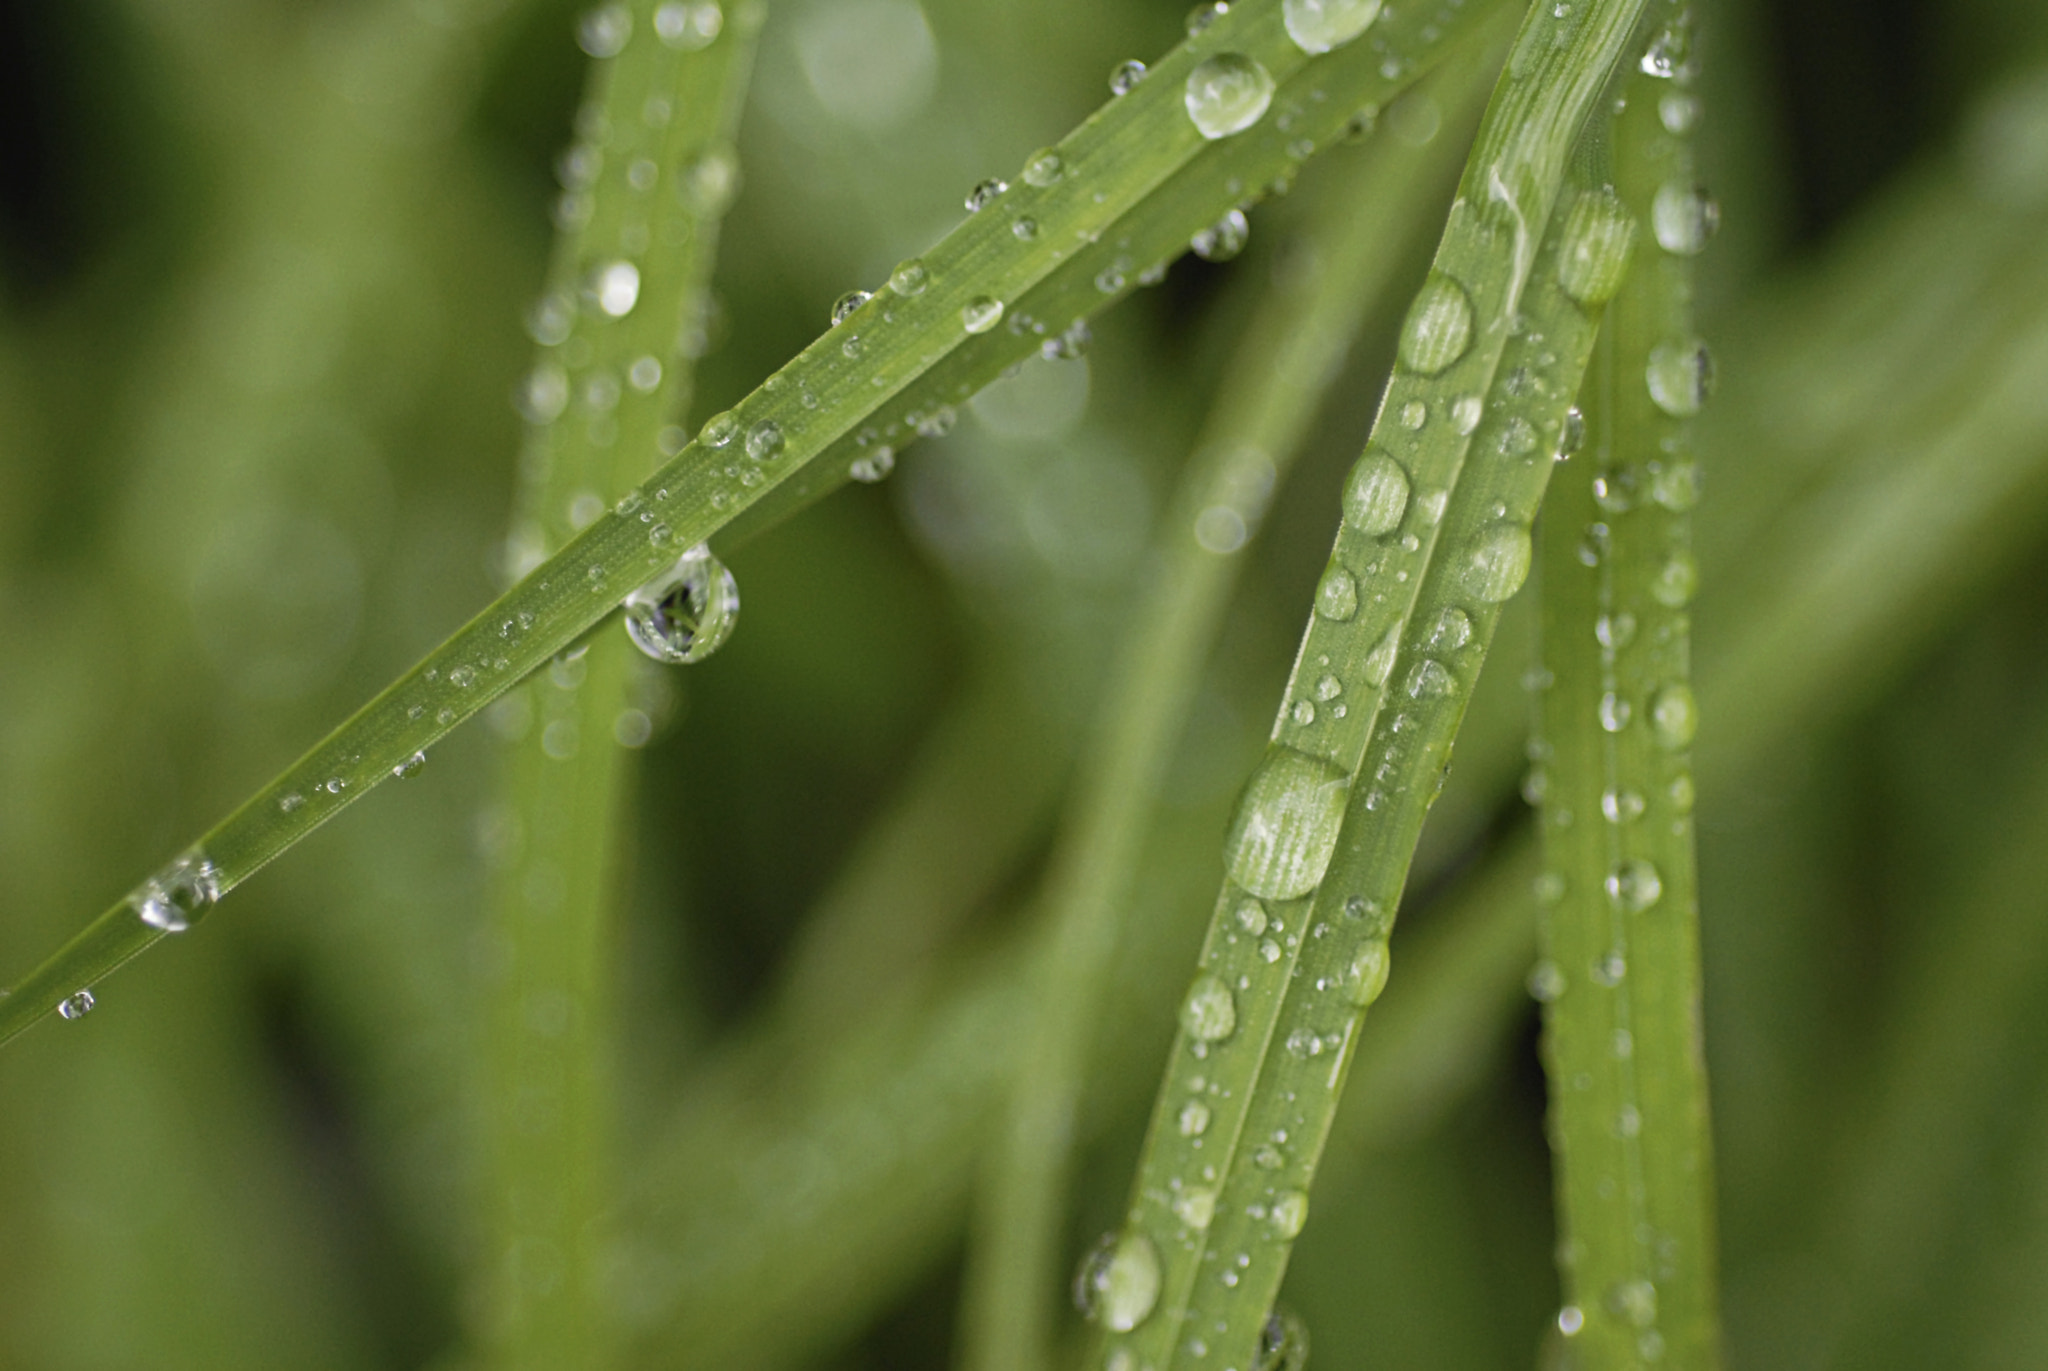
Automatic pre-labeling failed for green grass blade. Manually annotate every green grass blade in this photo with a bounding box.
[473,4,763,1366]
[1089,3,1654,1365]
[0,0,1516,1046]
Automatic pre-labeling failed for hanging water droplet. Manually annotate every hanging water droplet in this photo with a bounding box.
[850,446,896,483]
[1462,524,1533,602]
[1343,450,1411,536]
[131,847,222,934]
[1074,1232,1163,1332]
[393,751,427,780]
[1282,0,1384,54]
[1185,53,1277,139]
[1191,208,1251,261]
[1398,273,1474,374]
[1183,973,1239,1041]
[578,3,633,58]
[1652,183,1719,256]
[1255,1309,1311,1371]
[1270,1189,1310,1238]
[1224,747,1351,900]
[1646,338,1715,416]
[58,990,96,1021]
[1558,405,1586,459]
[1650,683,1698,749]
[1109,59,1148,95]
[1639,20,1692,79]
[591,260,641,317]
[965,178,1008,213]
[962,296,1005,333]
[831,289,871,325]
[623,544,740,664]
[888,258,930,296]
[1556,187,1638,305]
[1179,1099,1213,1135]
[1598,692,1633,732]
[1315,565,1358,620]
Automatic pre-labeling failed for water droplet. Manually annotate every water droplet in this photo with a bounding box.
[578,3,632,58]
[1400,400,1427,429]
[1405,657,1456,698]
[1314,674,1343,701]
[1462,524,1533,602]
[1650,683,1697,749]
[1179,1099,1213,1136]
[1075,1232,1162,1332]
[1528,960,1566,1002]
[1451,393,1484,434]
[1606,859,1663,912]
[623,544,740,664]
[1652,183,1720,256]
[1651,551,1698,607]
[1649,459,1701,511]
[889,258,929,296]
[1255,1309,1311,1371]
[1558,1304,1587,1336]
[280,792,305,813]
[1009,215,1040,242]
[1362,626,1400,686]
[653,0,723,48]
[1398,273,1474,374]
[628,355,664,393]
[1348,941,1391,1005]
[965,177,1008,213]
[1595,611,1637,649]
[1660,92,1702,134]
[1282,0,1384,54]
[1598,692,1633,732]
[1110,59,1148,96]
[1183,973,1239,1041]
[1601,789,1646,824]
[1429,607,1474,650]
[1556,188,1638,305]
[1343,451,1410,535]
[1270,1189,1309,1238]
[1639,19,1693,79]
[58,990,95,1021]
[962,296,1005,334]
[131,848,222,933]
[701,410,739,446]
[1236,900,1269,934]
[745,419,785,461]
[1224,747,1351,900]
[831,289,871,325]
[393,751,427,780]
[591,259,641,316]
[1291,699,1316,726]
[1646,338,1715,416]
[1314,565,1358,620]
[1185,53,1277,139]
[1668,772,1697,813]
[1191,208,1251,261]
[1591,952,1627,986]
[850,446,896,483]
[1173,1187,1218,1229]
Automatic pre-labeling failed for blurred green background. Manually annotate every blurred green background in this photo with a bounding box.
[5,0,2048,1368]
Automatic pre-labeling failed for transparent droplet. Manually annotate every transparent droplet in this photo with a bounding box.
[1462,524,1533,602]
[1556,187,1638,305]
[1282,0,1384,54]
[962,296,1005,334]
[1652,183,1720,256]
[1178,1099,1213,1136]
[1591,952,1627,987]
[1429,607,1474,650]
[1020,147,1065,188]
[1450,393,1484,434]
[1075,1232,1162,1332]
[1398,273,1474,374]
[1315,566,1358,620]
[889,258,930,296]
[1649,459,1701,511]
[1315,674,1343,701]
[831,289,871,325]
[1405,657,1456,698]
[1601,789,1646,824]
[623,544,739,664]
[1191,208,1251,261]
[1224,747,1351,899]
[578,3,632,58]
[591,259,641,317]
[850,446,896,483]
[1605,858,1663,913]
[1270,1189,1309,1238]
[1185,53,1276,140]
[1400,400,1427,429]
[1173,1187,1218,1229]
[58,990,96,1021]
[965,177,1008,213]
[1182,973,1239,1041]
[700,411,739,447]
[745,419,785,461]
[1639,19,1692,79]
[131,848,222,934]
[1255,1308,1311,1371]
[1598,692,1633,732]
[1343,450,1411,536]
[1650,683,1698,749]
[1646,339,1715,416]
[393,751,427,780]
[1291,699,1316,726]
[1559,405,1586,459]
[1187,1,1230,35]
[1558,1304,1587,1336]
[1110,59,1148,96]
[679,147,740,215]
[1012,216,1039,241]
[1347,941,1391,1006]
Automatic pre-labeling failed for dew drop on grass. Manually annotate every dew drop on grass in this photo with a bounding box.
[1429,607,1474,650]
[1650,459,1701,510]
[1462,524,1533,602]
[962,296,1005,333]
[1558,1304,1587,1336]
[1397,273,1474,374]
[1020,148,1065,189]
[653,1,723,49]
[1173,1187,1218,1229]
[1185,53,1276,139]
[1182,974,1239,1041]
[1344,451,1410,535]
[1109,59,1148,95]
[701,410,739,446]
[1559,405,1586,459]
[1652,183,1720,256]
[745,419,785,461]
[1178,1099,1213,1136]
[888,258,930,295]
[1400,400,1427,429]
[393,751,427,780]
[578,3,632,57]
[831,289,870,324]
[1186,1,1229,34]
[1528,961,1566,1002]
[1606,858,1663,913]
[1602,789,1646,824]
[58,990,96,1021]
[1595,612,1637,649]
[1270,1189,1309,1238]
[1651,551,1698,607]
[965,178,1008,212]
[1556,187,1638,305]
[1347,941,1391,1005]
[1450,393,1484,433]
[1256,1309,1311,1371]
[591,260,641,316]
[1651,683,1698,749]
[1012,216,1038,241]
[1405,658,1455,698]
[1647,339,1715,415]
[1191,208,1250,261]
[1075,1232,1163,1331]
[132,848,222,934]
[1362,626,1400,686]
[1282,0,1383,54]
[623,544,739,664]
[1599,692,1632,732]
[1224,748,1350,899]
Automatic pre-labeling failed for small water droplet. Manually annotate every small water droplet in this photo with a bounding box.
[1075,1232,1162,1332]
[1314,674,1343,701]
[1652,183,1720,256]
[1398,273,1474,374]
[1183,973,1239,1041]
[1591,952,1627,987]
[831,289,871,325]
[1598,692,1633,732]
[962,296,1005,334]
[1186,1,1229,34]
[1646,338,1715,416]
[1224,747,1351,900]
[1282,0,1384,54]
[1400,399,1427,429]
[1556,187,1638,305]
[1185,53,1276,139]
[1362,626,1400,686]
[1451,393,1484,434]
[1110,59,1148,95]
[1595,611,1637,650]
[965,178,1008,213]
[1291,699,1316,726]
[1650,683,1697,749]
[850,446,896,483]
[1651,551,1698,607]
[1601,789,1646,824]
[1173,1186,1218,1229]
[1020,149,1065,190]
[623,544,740,664]
[1011,215,1039,241]
[745,419,785,461]
[1558,1304,1587,1336]
[701,410,739,446]
[889,258,930,296]
[1191,208,1251,261]
[58,990,96,1021]
[1405,657,1456,698]
[393,751,427,780]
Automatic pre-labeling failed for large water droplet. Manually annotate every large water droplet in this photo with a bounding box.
[1185,53,1276,139]
[1462,524,1533,602]
[962,296,1005,334]
[1224,748,1350,900]
[1646,339,1715,416]
[1182,973,1239,1041]
[1556,187,1638,305]
[1652,183,1719,256]
[1398,273,1474,374]
[131,847,222,934]
[58,990,96,1021]
[1343,451,1411,535]
[1282,0,1384,54]
[1075,1232,1163,1332]
[623,544,739,664]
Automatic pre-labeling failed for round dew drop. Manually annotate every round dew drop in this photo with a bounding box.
[1315,566,1359,620]
[1282,0,1384,54]
[1606,859,1664,913]
[964,178,1008,213]
[1173,1187,1218,1229]
[831,289,870,325]
[131,847,222,934]
[58,990,96,1021]
[1185,53,1277,140]
[1224,747,1351,900]
[1182,974,1239,1042]
[700,410,739,446]
[1398,273,1474,374]
[623,544,740,665]
[591,260,641,317]
[962,296,1005,334]
[745,419,785,461]
[1109,59,1147,95]
[1405,658,1456,699]
[1652,183,1720,256]
[1020,148,1065,188]
[1270,1189,1310,1238]
[888,258,930,296]
[1462,524,1534,602]
[1450,394,1484,434]
[1650,682,1698,749]
[1646,339,1715,416]
[1344,451,1411,535]
[1074,1232,1163,1332]
[1651,551,1698,607]
[1178,1099,1213,1136]
[1556,188,1638,305]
